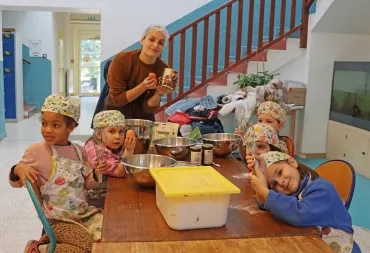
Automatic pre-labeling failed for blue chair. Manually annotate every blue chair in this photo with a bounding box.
[25,179,57,253]
[315,160,356,210]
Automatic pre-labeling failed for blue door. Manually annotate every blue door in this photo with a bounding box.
[3,32,16,119]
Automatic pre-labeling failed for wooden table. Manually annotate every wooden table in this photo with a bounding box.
[93,236,332,253]
[101,155,319,242]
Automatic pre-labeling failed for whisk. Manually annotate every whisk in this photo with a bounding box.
[236,104,259,175]
[93,129,107,183]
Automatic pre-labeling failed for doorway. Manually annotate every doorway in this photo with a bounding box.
[75,31,101,96]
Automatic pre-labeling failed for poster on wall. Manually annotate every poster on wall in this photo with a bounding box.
[29,40,42,57]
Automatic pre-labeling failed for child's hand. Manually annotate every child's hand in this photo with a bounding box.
[234,128,241,135]
[124,136,137,153]
[245,151,255,173]
[95,160,108,174]
[14,163,39,187]
[249,167,269,202]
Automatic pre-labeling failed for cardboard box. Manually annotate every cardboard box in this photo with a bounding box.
[283,87,306,105]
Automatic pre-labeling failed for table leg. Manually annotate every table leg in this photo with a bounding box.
[290,110,296,142]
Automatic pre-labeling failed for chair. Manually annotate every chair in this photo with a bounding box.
[315,160,356,210]
[280,136,294,156]
[25,179,57,253]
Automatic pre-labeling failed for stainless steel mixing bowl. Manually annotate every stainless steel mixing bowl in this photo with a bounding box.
[122,154,177,187]
[153,137,198,161]
[124,119,153,154]
[201,133,241,157]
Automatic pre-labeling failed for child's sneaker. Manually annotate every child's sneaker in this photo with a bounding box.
[24,240,46,253]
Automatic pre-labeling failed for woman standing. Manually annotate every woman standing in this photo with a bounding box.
[104,25,176,121]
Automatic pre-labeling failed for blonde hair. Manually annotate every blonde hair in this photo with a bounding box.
[141,25,170,44]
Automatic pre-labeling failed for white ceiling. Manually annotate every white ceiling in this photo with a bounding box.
[313,0,370,35]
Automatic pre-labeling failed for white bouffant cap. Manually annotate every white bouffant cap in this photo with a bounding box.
[141,25,170,45]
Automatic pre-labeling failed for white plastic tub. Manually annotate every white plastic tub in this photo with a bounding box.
[150,166,240,230]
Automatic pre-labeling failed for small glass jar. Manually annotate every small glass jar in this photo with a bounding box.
[190,145,202,165]
[202,144,214,165]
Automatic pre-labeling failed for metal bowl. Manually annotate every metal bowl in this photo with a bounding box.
[124,119,153,154]
[202,133,241,157]
[153,137,198,161]
[122,154,177,187]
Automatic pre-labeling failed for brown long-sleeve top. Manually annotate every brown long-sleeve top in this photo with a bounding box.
[104,49,169,121]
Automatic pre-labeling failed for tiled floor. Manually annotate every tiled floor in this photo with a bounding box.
[0,97,369,252]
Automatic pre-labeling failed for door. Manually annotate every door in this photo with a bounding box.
[76,32,101,96]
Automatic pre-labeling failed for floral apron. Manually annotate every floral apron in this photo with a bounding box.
[40,144,103,240]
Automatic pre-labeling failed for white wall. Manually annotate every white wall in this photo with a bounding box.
[310,0,335,31]
[301,33,370,154]
[0,0,101,12]
[1,0,213,60]
[273,52,308,84]
[54,12,71,95]
[313,0,370,35]
[100,0,211,60]
[2,11,58,93]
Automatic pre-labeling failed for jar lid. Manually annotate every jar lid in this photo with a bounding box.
[202,144,214,149]
[190,145,201,151]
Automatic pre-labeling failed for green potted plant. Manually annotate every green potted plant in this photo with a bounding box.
[233,71,279,89]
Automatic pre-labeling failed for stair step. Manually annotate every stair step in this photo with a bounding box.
[24,105,37,119]
[187,85,208,98]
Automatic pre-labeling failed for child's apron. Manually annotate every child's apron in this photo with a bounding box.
[40,144,103,240]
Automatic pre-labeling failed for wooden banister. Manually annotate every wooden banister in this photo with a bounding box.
[170,0,238,38]
[157,0,316,113]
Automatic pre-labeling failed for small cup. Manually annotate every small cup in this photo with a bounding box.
[160,68,178,91]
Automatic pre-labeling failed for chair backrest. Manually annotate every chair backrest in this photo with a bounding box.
[315,160,356,210]
[25,179,57,253]
[280,136,294,156]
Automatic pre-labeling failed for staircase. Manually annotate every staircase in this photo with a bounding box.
[156,0,316,114]
[23,98,37,119]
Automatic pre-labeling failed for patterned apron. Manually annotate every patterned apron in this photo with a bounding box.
[40,144,103,240]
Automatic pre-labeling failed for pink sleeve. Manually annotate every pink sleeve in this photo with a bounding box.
[19,144,43,184]
[84,140,98,170]
[20,144,38,172]
[102,151,120,177]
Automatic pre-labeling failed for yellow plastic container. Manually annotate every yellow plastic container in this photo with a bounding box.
[149,166,240,230]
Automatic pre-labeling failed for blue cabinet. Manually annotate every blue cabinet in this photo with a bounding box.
[3,32,16,119]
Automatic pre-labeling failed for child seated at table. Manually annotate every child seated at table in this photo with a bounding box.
[244,123,282,155]
[246,151,361,253]
[9,94,104,253]
[84,110,136,208]
[235,101,289,154]
[237,121,288,163]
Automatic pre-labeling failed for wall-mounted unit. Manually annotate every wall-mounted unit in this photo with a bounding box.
[3,29,24,123]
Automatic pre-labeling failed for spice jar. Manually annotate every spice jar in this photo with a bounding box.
[202,144,214,165]
[190,145,202,165]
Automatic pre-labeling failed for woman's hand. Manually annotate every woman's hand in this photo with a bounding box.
[14,163,39,187]
[155,86,173,96]
[140,77,158,90]
[234,128,241,135]
[124,136,137,153]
